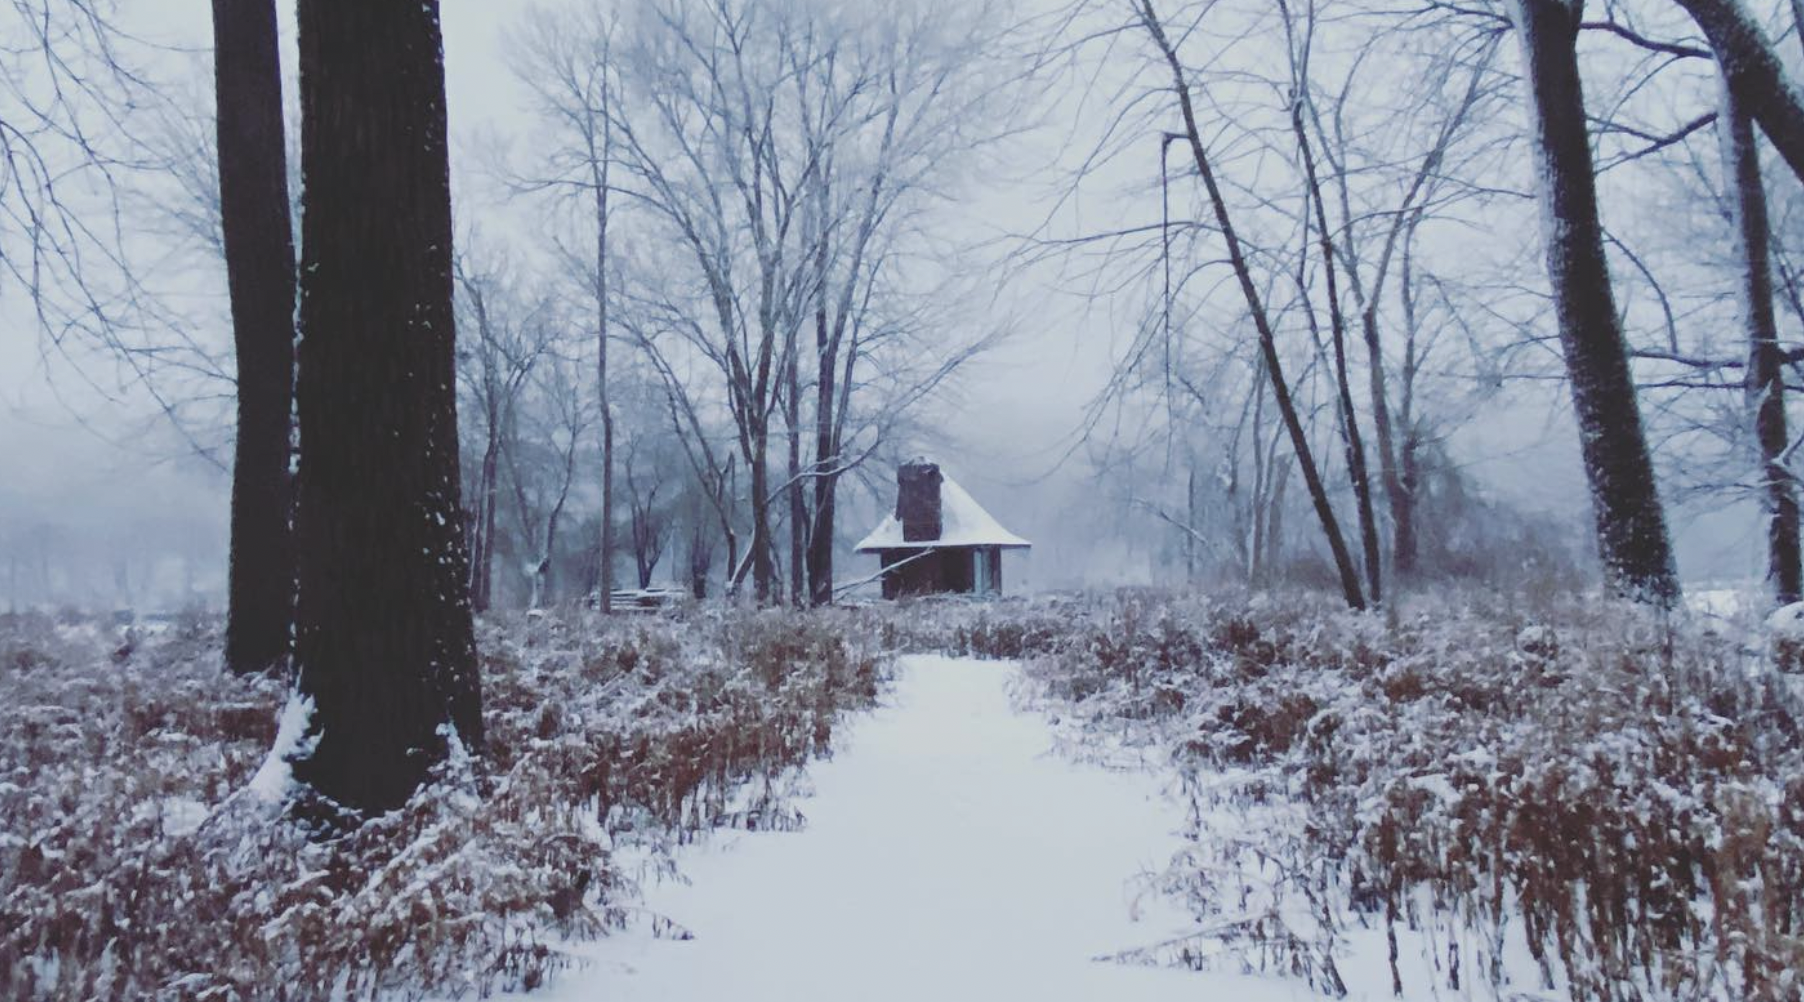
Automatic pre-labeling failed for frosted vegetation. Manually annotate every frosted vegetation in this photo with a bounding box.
[918,592,1804,1000]
[0,608,884,999]
[5,593,1800,1000]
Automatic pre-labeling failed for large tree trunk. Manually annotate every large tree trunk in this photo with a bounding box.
[1720,73,1802,604]
[213,0,296,675]
[1511,0,1679,603]
[290,0,482,816]
[1136,0,1366,609]
[1672,0,1804,189]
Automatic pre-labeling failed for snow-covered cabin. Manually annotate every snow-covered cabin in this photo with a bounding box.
[853,461,1030,598]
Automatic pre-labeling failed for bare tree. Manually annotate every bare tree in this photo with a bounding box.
[504,349,591,609]
[1132,0,1367,609]
[1303,30,1501,577]
[1283,0,1383,602]
[454,251,555,611]
[509,9,622,612]
[622,423,675,589]
[2,2,153,349]
[522,0,1010,605]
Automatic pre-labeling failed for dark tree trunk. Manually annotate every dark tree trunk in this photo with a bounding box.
[472,428,499,612]
[807,205,841,608]
[1512,0,1679,603]
[290,0,482,815]
[689,506,712,600]
[634,519,659,588]
[786,350,806,606]
[807,485,836,606]
[750,443,774,603]
[1720,74,1802,604]
[213,0,296,675]
[1673,0,1804,189]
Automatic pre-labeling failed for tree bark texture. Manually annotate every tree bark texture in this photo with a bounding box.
[290,0,482,815]
[1512,0,1679,603]
[1719,73,1802,603]
[1673,0,1804,189]
[213,0,297,675]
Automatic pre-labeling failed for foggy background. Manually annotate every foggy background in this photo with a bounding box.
[0,0,1764,613]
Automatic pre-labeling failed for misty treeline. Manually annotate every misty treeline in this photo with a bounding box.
[461,0,1012,612]
[4,0,1017,623]
[4,0,1013,811]
[1039,0,1804,609]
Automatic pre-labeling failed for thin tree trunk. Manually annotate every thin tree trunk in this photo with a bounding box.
[1295,99,1383,604]
[1186,462,1198,582]
[1720,72,1802,603]
[1396,215,1424,571]
[1136,0,1365,609]
[1511,0,1679,603]
[213,0,297,675]
[595,82,615,615]
[786,348,805,606]
[291,0,481,815]
[806,225,838,607]
[474,427,499,612]
[1249,370,1268,583]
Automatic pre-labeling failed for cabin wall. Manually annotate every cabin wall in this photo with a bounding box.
[879,547,976,598]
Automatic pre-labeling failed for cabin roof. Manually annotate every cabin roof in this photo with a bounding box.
[853,474,1031,552]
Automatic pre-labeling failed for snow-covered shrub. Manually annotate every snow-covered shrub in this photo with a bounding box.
[0,606,887,1000]
[1007,590,1804,1001]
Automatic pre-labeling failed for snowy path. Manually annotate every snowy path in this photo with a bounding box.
[515,655,1308,1001]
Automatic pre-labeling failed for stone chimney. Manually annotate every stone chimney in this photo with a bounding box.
[896,461,943,542]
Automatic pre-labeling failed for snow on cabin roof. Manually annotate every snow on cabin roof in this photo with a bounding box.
[853,475,1031,552]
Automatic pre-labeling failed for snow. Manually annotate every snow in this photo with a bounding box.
[1689,585,1755,621]
[247,692,316,804]
[853,475,1031,551]
[1767,600,1804,637]
[161,796,210,836]
[492,655,1305,1002]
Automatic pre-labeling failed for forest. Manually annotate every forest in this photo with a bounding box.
[3,0,1804,999]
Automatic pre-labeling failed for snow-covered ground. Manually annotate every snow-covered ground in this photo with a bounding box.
[502,655,1314,1001]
